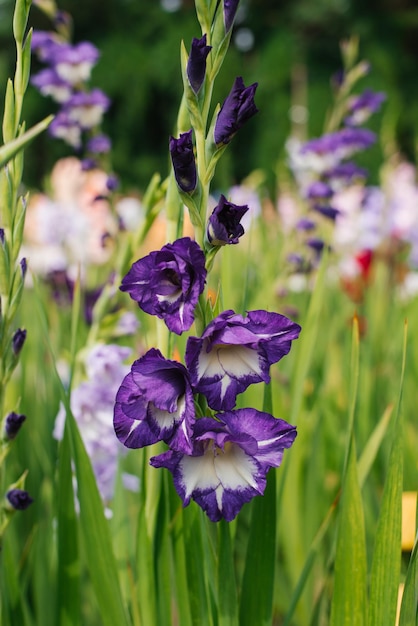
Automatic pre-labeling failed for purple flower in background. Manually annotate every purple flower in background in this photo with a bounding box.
[324,162,368,189]
[306,180,333,200]
[87,134,112,154]
[49,110,82,147]
[31,68,73,103]
[345,89,386,126]
[4,412,26,440]
[223,0,240,33]
[214,77,258,146]
[301,128,376,165]
[65,89,110,129]
[53,41,100,85]
[120,237,207,334]
[207,194,249,245]
[185,309,301,410]
[169,130,197,193]
[313,205,340,221]
[187,34,212,94]
[54,344,134,504]
[6,489,34,511]
[296,218,316,232]
[151,408,297,522]
[31,30,62,62]
[114,348,195,454]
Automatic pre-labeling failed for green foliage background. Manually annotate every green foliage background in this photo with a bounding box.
[1,0,418,193]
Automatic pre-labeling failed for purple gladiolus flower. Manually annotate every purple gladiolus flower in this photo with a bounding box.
[120,237,207,334]
[187,35,212,94]
[65,89,110,129]
[301,128,376,162]
[345,89,386,126]
[207,194,249,245]
[49,110,82,148]
[185,309,301,410]
[31,68,73,103]
[223,0,240,33]
[169,130,197,193]
[4,412,26,440]
[114,348,195,453]
[6,489,33,510]
[53,41,100,85]
[214,77,258,146]
[151,408,297,522]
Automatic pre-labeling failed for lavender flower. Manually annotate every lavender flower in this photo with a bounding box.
[300,128,376,167]
[114,348,196,454]
[169,130,197,193]
[214,77,258,146]
[185,309,301,410]
[151,408,297,522]
[187,34,212,94]
[207,194,249,245]
[4,412,26,440]
[120,237,207,334]
[6,489,33,510]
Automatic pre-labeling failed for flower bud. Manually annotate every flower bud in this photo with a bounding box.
[4,412,26,440]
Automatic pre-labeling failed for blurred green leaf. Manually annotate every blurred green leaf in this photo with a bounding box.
[330,435,367,626]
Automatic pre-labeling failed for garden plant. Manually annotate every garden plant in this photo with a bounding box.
[0,0,417,625]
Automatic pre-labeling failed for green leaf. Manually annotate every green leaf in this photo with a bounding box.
[368,324,406,626]
[66,408,131,626]
[56,425,80,626]
[399,535,418,625]
[217,520,239,626]
[329,435,367,626]
[0,115,53,169]
[239,470,277,626]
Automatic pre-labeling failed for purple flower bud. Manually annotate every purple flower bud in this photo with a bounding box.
[6,489,33,510]
[169,130,197,193]
[0,229,5,245]
[214,77,258,146]
[187,35,212,94]
[20,258,27,278]
[223,0,240,33]
[207,194,249,245]
[4,412,26,440]
[12,329,26,356]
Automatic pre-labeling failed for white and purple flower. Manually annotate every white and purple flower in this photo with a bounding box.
[120,237,207,334]
[150,408,297,522]
[114,348,196,454]
[185,309,301,410]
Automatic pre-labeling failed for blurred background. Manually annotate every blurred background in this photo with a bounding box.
[0,0,418,196]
